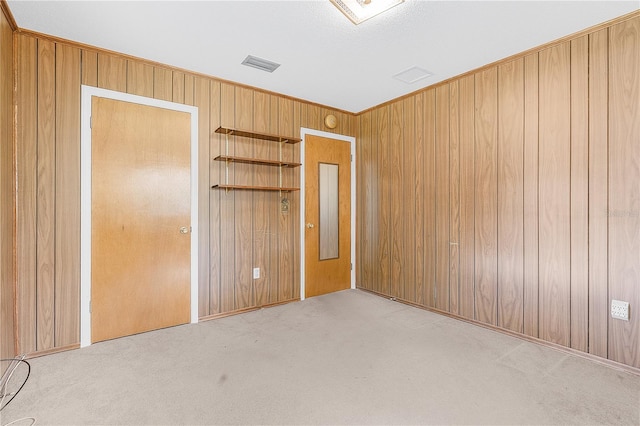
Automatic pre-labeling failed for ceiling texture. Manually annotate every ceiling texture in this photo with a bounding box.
[7,0,639,113]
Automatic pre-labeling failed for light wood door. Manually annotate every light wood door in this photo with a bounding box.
[305,135,351,298]
[91,97,191,343]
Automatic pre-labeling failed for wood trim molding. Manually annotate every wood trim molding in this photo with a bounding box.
[198,298,299,322]
[0,0,18,31]
[357,287,640,378]
[357,9,640,115]
[24,343,80,360]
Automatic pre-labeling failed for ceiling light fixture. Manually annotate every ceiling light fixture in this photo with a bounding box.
[330,0,404,25]
[241,55,281,73]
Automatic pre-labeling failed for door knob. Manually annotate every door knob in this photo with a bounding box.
[180,226,189,234]
[306,223,315,229]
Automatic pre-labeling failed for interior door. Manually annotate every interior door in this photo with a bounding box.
[91,97,191,343]
[304,135,351,298]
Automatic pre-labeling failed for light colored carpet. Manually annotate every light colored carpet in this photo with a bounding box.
[1,289,639,425]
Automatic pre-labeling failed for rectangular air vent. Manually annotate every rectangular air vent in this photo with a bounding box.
[241,55,281,73]
[393,66,433,84]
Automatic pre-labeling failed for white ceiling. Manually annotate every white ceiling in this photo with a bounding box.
[7,1,639,113]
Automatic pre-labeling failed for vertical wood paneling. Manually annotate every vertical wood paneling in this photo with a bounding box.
[474,68,498,325]
[356,113,362,287]
[278,98,294,301]
[370,109,379,295]
[362,108,373,290]
[54,44,81,347]
[570,36,589,352]
[305,104,322,131]
[523,53,540,338]
[377,106,391,295]
[449,81,461,315]
[588,29,609,359]
[0,10,15,359]
[390,101,403,298]
[172,71,185,104]
[80,50,97,87]
[209,81,221,315]
[36,39,56,351]
[153,67,173,101]
[253,91,269,306]
[16,35,38,354]
[341,111,351,136]
[402,97,416,302]
[97,53,126,92]
[333,109,344,135]
[300,103,310,130]
[608,17,640,368]
[194,77,210,317]
[234,87,254,309]
[184,74,194,105]
[219,83,236,312]
[497,59,524,333]
[435,84,450,311]
[292,100,301,299]
[358,110,375,291]
[538,42,571,347]
[267,95,279,304]
[459,75,475,320]
[355,113,365,289]
[423,90,436,308]
[414,93,425,306]
[126,61,153,97]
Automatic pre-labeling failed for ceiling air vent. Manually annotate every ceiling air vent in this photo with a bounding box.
[393,66,432,84]
[241,55,281,73]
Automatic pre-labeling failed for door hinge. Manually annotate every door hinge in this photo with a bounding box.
[350,154,353,162]
[90,116,92,129]
[351,263,353,271]
[89,301,92,313]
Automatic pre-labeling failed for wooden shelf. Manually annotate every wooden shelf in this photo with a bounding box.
[213,126,300,193]
[215,126,301,144]
[212,184,299,192]
[213,155,301,168]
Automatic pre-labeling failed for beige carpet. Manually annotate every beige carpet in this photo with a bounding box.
[1,289,639,425]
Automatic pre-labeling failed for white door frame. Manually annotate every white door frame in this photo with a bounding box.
[299,128,356,300]
[80,86,199,347]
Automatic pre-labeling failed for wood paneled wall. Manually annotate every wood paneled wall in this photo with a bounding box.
[12,32,354,355]
[356,14,640,369]
[0,5,15,361]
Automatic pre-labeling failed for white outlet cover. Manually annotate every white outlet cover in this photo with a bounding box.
[253,268,260,279]
[611,299,629,321]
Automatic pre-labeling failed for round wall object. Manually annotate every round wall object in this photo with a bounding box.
[324,114,337,129]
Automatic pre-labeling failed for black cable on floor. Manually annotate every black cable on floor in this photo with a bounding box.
[0,358,31,411]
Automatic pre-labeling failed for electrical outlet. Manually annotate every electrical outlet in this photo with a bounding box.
[253,268,260,279]
[611,300,629,321]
